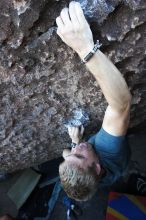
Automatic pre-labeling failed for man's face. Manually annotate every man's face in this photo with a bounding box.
[63,142,101,174]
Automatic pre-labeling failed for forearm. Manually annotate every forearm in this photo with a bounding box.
[56,1,131,112]
[79,49,131,111]
[57,2,132,136]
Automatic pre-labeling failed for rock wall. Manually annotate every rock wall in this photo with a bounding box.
[0,0,146,172]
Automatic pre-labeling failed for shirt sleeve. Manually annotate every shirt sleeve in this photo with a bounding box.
[88,128,131,186]
[88,127,131,175]
[93,127,127,154]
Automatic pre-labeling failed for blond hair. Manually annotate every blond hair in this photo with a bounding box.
[59,161,100,201]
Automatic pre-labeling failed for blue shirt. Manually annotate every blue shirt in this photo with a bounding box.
[88,128,131,187]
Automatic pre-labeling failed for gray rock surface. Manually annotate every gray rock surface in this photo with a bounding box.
[0,0,146,172]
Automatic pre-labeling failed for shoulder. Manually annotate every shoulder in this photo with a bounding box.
[91,128,131,187]
[94,128,131,173]
[102,104,130,136]
[87,124,131,162]
[93,127,127,153]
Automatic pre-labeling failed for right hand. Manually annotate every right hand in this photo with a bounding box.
[68,125,84,144]
[56,1,94,58]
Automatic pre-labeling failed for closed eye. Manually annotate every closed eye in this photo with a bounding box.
[65,153,86,160]
[68,154,86,160]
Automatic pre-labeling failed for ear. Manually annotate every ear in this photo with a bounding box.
[94,163,101,175]
[62,149,71,159]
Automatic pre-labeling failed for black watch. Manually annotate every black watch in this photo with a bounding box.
[71,142,76,148]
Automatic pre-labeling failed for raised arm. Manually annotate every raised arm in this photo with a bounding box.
[85,50,131,136]
[56,1,132,136]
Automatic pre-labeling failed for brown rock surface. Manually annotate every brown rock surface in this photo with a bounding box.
[0,0,146,172]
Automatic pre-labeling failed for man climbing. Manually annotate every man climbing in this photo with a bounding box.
[56,1,131,201]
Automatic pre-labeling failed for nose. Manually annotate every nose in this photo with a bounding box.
[76,143,88,150]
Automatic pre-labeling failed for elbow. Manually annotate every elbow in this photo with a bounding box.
[123,92,132,111]
[127,92,132,106]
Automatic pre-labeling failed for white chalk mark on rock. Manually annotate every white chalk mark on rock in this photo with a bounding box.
[13,0,31,16]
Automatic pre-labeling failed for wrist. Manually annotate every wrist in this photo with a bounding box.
[71,142,76,148]
[77,43,94,59]
[71,138,80,145]
[79,40,102,64]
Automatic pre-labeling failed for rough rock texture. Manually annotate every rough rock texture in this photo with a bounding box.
[0,0,146,172]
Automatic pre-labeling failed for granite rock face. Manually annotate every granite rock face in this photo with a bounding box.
[0,0,146,172]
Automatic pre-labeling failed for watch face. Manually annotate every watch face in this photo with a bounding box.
[71,143,76,148]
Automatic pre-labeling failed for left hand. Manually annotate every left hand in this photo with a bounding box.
[56,1,94,57]
[68,125,84,144]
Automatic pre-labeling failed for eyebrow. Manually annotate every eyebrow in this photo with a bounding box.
[66,154,86,160]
